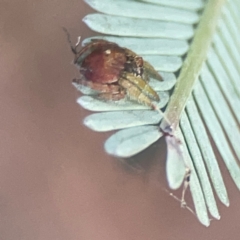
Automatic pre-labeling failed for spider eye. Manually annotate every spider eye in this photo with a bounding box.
[105,49,111,55]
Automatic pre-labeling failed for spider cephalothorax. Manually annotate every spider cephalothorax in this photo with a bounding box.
[72,39,163,109]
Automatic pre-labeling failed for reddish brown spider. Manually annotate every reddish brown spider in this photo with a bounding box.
[70,38,163,109]
[66,35,192,212]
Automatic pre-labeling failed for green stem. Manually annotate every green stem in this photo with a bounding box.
[162,0,226,130]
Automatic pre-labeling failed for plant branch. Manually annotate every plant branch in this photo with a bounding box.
[161,0,226,130]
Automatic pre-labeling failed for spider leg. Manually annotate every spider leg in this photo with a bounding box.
[121,73,160,102]
[97,91,126,101]
[119,78,153,107]
[143,61,163,81]
[73,78,125,101]
[141,71,150,83]
[118,73,160,108]
[123,48,163,82]
[73,78,120,94]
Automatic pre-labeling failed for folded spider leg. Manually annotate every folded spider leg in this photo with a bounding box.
[143,61,163,81]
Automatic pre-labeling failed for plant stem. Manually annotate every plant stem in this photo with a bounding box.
[162,0,226,130]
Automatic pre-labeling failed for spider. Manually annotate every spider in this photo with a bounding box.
[65,33,192,213]
[69,37,163,109]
